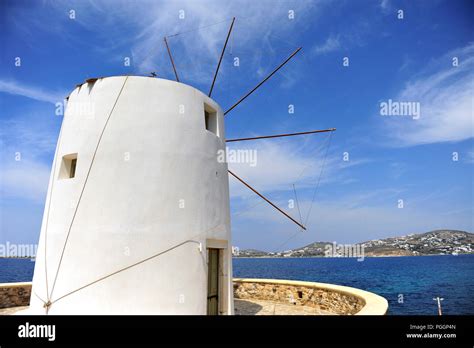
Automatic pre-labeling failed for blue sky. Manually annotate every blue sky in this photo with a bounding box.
[1,0,473,251]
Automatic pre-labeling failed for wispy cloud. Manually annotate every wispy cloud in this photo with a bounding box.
[0,159,51,203]
[129,0,319,89]
[379,0,392,14]
[311,34,341,55]
[3,0,321,102]
[381,43,474,147]
[228,137,334,198]
[309,16,375,57]
[0,117,58,156]
[228,136,370,201]
[0,110,59,203]
[465,151,474,164]
[232,186,473,250]
[0,79,66,104]
[31,0,320,90]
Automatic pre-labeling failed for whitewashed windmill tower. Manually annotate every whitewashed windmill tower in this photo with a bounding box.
[28,18,334,315]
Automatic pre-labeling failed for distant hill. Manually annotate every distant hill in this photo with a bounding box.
[234,230,474,258]
[362,230,473,257]
[237,249,269,257]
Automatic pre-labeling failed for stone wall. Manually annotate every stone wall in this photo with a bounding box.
[233,279,365,315]
[1,280,384,315]
[0,282,32,309]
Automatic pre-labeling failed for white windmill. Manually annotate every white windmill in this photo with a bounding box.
[27,17,335,315]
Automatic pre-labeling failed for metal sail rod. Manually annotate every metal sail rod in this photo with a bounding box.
[226,128,336,143]
[228,169,307,230]
[164,37,180,82]
[209,17,235,97]
[224,46,302,116]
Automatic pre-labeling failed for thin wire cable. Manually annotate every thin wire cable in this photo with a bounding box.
[272,185,304,252]
[294,132,331,185]
[166,18,233,38]
[49,222,225,308]
[267,33,301,50]
[49,76,130,300]
[273,134,333,252]
[292,183,303,226]
[303,131,333,226]
[33,290,47,306]
[273,229,302,252]
[51,240,200,306]
[231,199,265,218]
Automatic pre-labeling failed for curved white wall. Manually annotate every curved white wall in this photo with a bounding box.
[29,76,233,314]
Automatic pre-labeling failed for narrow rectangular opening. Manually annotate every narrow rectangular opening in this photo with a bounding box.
[207,248,220,315]
[59,153,78,179]
[70,158,77,178]
[204,103,218,137]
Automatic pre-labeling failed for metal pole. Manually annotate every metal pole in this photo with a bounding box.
[209,17,235,97]
[226,128,336,143]
[164,37,180,82]
[224,47,302,116]
[433,297,444,315]
[228,170,306,230]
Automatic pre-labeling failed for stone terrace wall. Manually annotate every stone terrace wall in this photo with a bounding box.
[233,279,364,315]
[2,280,380,315]
[0,282,32,309]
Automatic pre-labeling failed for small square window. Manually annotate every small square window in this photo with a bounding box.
[59,153,78,179]
[204,103,218,136]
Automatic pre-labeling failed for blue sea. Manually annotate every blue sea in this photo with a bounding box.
[233,255,474,315]
[1,255,473,315]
